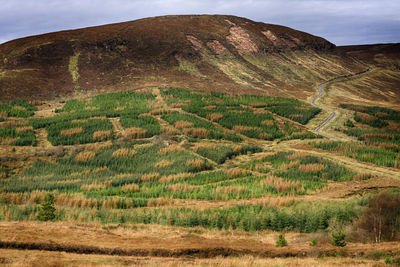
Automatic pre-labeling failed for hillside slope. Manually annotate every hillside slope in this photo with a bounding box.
[328,44,400,108]
[0,15,364,100]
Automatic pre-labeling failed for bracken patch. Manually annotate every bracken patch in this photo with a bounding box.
[124,127,147,139]
[85,141,112,151]
[112,148,136,157]
[60,127,83,136]
[182,128,210,138]
[186,159,207,170]
[158,145,185,155]
[75,151,95,162]
[298,163,326,173]
[206,113,223,121]
[121,183,140,192]
[174,121,194,129]
[93,130,111,141]
[155,160,174,168]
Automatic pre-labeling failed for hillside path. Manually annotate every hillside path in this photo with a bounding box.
[311,67,373,140]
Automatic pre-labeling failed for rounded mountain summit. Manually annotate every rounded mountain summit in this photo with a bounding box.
[0,15,376,101]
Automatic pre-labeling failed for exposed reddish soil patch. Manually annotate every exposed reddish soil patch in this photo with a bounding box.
[226,26,258,55]
[206,40,226,54]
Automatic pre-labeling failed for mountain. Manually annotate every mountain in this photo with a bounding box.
[1,14,399,107]
[0,14,367,101]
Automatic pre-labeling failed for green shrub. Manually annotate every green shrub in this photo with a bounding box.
[309,238,318,246]
[331,231,346,247]
[385,256,393,265]
[37,193,56,221]
[275,234,288,247]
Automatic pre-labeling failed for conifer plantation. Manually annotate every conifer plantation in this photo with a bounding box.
[0,13,399,267]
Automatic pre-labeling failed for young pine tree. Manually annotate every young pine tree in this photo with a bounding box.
[331,231,346,247]
[37,193,56,221]
[276,233,288,247]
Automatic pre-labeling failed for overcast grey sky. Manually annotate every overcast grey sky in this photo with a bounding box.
[1,0,399,45]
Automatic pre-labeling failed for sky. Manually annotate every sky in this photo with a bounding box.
[0,0,399,46]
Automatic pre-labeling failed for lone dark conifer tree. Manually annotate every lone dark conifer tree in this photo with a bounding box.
[37,193,56,221]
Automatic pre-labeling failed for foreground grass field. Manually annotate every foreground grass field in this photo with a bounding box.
[0,87,399,266]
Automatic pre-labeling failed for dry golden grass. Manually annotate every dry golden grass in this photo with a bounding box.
[182,127,210,138]
[121,183,140,192]
[215,186,245,194]
[0,191,46,205]
[174,120,194,129]
[85,140,112,151]
[112,148,136,157]
[0,111,7,119]
[13,105,26,111]
[147,197,174,207]
[252,109,268,114]
[190,91,207,95]
[261,120,274,126]
[0,220,398,267]
[0,248,386,267]
[71,119,88,124]
[60,127,83,136]
[206,113,223,121]
[168,183,196,192]
[141,172,161,182]
[15,126,33,133]
[229,110,246,114]
[375,111,388,117]
[159,172,194,183]
[84,106,99,111]
[369,142,398,150]
[259,175,302,193]
[101,197,134,209]
[204,105,216,109]
[75,151,95,162]
[114,106,125,111]
[258,133,270,139]
[0,137,19,145]
[233,125,261,133]
[150,108,171,115]
[353,173,373,181]
[363,133,393,140]
[158,145,185,155]
[56,193,99,208]
[298,163,326,173]
[169,103,188,108]
[80,183,105,191]
[0,120,27,127]
[155,159,174,168]
[357,113,376,122]
[191,143,216,152]
[252,163,271,171]
[93,130,111,141]
[124,127,147,139]
[81,166,109,175]
[225,168,248,177]
[161,125,177,135]
[287,152,309,160]
[232,145,242,153]
[361,153,374,159]
[104,180,113,188]
[280,160,300,170]
[186,159,207,170]
[90,116,107,120]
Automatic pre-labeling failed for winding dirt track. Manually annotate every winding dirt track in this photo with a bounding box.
[311,68,373,140]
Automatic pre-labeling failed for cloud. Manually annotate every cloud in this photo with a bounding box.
[0,0,399,45]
